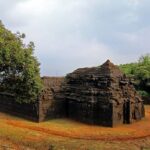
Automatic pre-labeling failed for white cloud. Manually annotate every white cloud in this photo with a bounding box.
[128,0,142,6]
[0,0,150,76]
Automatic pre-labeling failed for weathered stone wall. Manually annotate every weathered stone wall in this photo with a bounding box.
[112,103,124,126]
[67,101,94,124]
[0,60,145,127]
[59,60,145,127]
[119,77,145,124]
[38,77,65,121]
[0,93,39,121]
[64,100,113,126]
[95,102,113,126]
[0,77,65,122]
[130,102,145,122]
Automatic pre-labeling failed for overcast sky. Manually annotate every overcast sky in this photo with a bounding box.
[0,0,150,76]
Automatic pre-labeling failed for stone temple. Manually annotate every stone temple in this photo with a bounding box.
[57,60,145,127]
[0,60,145,127]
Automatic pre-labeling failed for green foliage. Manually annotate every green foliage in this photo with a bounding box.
[119,63,138,78]
[0,21,42,103]
[136,54,150,80]
[120,54,150,96]
[138,90,150,97]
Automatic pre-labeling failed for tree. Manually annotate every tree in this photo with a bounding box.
[0,21,42,103]
[136,54,150,93]
[119,63,138,78]
[119,54,150,96]
[136,54,150,80]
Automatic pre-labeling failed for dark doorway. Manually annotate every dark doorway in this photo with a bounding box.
[123,101,130,124]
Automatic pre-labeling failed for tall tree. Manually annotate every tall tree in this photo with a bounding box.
[0,21,42,103]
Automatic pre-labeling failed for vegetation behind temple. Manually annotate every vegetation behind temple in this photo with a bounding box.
[119,54,150,97]
[0,21,42,103]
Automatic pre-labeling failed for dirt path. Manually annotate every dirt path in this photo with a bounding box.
[4,112,150,141]
[0,105,149,149]
[5,120,150,141]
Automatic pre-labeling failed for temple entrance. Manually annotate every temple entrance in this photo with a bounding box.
[123,101,130,124]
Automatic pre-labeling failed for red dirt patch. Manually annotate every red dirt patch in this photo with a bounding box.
[0,137,20,150]
[3,106,150,142]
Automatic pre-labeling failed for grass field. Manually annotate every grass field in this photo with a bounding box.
[0,106,150,150]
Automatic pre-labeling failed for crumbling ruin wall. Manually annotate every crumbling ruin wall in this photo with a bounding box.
[112,103,124,126]
[66,101,95,124]
[95,102,113,126]
[38,77,65,122]
[0,77,65,122]
[59,66,115,126]
[111,75,145,125]
[0,60,145,127]
[119,77,145,124]
[130,101,145,122]
[59,60,145,127]
[0,93,39,121]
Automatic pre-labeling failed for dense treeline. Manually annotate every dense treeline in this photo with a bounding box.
[120,54,150,97]
[0,21,42,103]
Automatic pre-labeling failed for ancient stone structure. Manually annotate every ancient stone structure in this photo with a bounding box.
[0,77,65,122]
[0,92,39,121]
[59,60,145,126]
[38,77,65,121]
[0,60,145,127]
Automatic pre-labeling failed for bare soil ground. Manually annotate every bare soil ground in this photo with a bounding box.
[0,106,150,150]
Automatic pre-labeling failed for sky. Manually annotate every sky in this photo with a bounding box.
[0,0,150,76]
